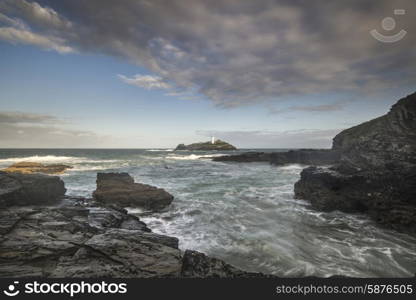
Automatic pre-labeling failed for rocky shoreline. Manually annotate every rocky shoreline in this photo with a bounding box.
[294,92,416,233]
[213,92,416,234]
[0,170,270,278]
[213,149,340,165]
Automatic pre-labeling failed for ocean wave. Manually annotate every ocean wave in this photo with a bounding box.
[277,164,305,171]
[166,153,224,160]
[0,155,86,164]
[146,149,174,152]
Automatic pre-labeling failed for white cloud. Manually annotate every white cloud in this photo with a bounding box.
[118,74,171,90]
[0,26,74,53]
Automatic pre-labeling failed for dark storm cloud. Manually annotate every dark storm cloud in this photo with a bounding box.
[1,0,415,107]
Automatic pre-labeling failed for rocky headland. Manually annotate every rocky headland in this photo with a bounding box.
[294,92,416,233]
[213,149,339,165]
[175,139,237,151]
[0,171,269,278]
[3,162,73,174]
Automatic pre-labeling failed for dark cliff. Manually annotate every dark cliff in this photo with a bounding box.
[295,92,416,233]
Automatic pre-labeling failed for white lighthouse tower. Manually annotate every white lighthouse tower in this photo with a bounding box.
[211,136,216,144]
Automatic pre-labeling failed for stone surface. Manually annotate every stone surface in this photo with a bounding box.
[181,250,274,278]
[213,149,339,165]
[0,200,263,278]
[0,171,66,207]
[93,172,173,211]
[0,204,185,278]
[294,92,416,233]
[3,162,73,175]
[175,139,237,151]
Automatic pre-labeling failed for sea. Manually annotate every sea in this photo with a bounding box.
[1,148,415,277]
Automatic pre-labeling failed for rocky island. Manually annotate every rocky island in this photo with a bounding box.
[175,139,237,151]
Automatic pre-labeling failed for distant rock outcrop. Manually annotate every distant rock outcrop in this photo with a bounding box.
[175,140,237,151]
[294,92,416,233]
[213,149,339,165]
[93,172,173,211]
[0,171,66,207]
[3,162,72,174]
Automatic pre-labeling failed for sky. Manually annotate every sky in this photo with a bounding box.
[0,0,415,148]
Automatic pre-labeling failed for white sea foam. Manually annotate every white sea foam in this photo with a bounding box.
[0,155,85,164]
[166,153,224,160]
[146,149,174,152]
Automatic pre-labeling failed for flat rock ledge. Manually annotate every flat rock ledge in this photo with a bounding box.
[93,172,173,211]
[3,162,73,175]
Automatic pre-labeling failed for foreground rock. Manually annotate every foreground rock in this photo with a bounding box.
[0,171,66,207]
[0,201,269,278]
[175,139,237,151]
[3,162,72,174]
[181,250,273,278]
[93,173,173,211]
[295,92,416,233]
[213,149,339,165]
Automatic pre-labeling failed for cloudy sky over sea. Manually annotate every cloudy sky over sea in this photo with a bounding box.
[0,0,415,148]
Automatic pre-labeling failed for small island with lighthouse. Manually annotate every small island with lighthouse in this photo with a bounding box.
[175,137,237,151]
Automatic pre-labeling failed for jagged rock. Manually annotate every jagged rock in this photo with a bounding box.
[181,250,274,278]
[175,139,237,151]
[213,149,339,165]
[0,202,262,278]
[51,229,182,278]
[332,92,416,171]
[3,162,73,175]
[294,92,416,233]
[0,171,66,207]
[0,204,157,277]
[93,173,173,211]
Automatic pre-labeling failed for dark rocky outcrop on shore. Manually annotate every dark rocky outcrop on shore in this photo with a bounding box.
[0,171,66,207]
[3,162,73,175]
[175,139,237,151]
[295,92,416,233]
[93,172,173,211]
[181,250,273,278]
[213,149,339,165]
[0,171,266,278]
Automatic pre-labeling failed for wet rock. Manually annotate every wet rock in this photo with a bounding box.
[0,171,66,207]
[93,173,173,211]
[3,162,72,175]
[181,250,274,278]
[0,204,156,277]
[51,229,182,278]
